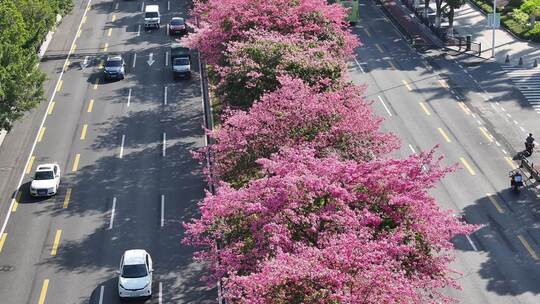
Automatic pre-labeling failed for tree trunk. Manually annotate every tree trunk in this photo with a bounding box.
[447,7,455,36]
[424,0,430,20]
[531,14,536,30]
[435,0,443,27]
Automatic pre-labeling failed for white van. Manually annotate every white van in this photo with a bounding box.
[144,5,160,29]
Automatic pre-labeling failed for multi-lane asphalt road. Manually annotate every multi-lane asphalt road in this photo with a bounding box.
[0,0,215,303]
[355,0,540,303]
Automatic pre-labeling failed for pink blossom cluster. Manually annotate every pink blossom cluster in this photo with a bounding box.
[196,76,399,186]
[185,149,475,303]
[184,0,358,65]
[215,31,349,107]
[183,0,474,301]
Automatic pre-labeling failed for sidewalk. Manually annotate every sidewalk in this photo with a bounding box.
[453,1,540,64]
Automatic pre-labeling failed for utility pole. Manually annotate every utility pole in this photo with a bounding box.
[491,0,496,58]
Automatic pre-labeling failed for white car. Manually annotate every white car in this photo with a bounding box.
[118,249,153,299]
[30,164,60,197]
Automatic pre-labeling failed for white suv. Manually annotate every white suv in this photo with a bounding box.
[118,249,153,300]
[30,164,60,197]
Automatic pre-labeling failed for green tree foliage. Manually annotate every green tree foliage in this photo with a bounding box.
[0,44,46,131]
[521,0,540,14]
[0,0,72,131]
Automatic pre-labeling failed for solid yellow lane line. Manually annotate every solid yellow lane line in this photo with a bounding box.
[103,43,108,52]
[26,156,35,175]
[63,60,70,72]
[47,101,55,115]
[486,193,504,214]
[51,230,62,256]
[438,79,449,89]
[77,29,82,38]
[479,127,494,142]
[0,233,7,253]
[63,188,72,209]
[98,60,104,69]
[388,60,396,70]
[107,28,112,37]
[112,15,117,22]
[80,124,88,140]
[460,157,476,176]
[12,192,21,212]
[402,80,413,91]
[364,28,372,37]
[87,99,94,112]
[375,43,383,53]
[418,102,431,116]
[82,15,87,24]
[72,154,81,172]
[457,102,470,115]
[38,279,49,304]
[518,235,539,261]
[93,78,99,90]
[437,128,451,143]
[71,44,77,53]
[56,80,63,92]
[37,127,46,143]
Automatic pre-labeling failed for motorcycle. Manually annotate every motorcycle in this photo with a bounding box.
[510,171,524,192]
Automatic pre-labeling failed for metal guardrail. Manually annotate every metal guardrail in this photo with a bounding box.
[198,52,226,304]
[521,158,540,182]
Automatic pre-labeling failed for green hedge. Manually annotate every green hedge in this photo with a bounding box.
[469,0,540,42]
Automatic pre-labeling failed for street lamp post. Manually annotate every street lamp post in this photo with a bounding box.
[491,0,496,58]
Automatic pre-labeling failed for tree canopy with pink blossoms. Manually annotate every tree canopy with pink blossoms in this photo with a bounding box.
[185,0,359,65]
[197,77,398,187]
[215,31,347,108]
[185,148,474,304]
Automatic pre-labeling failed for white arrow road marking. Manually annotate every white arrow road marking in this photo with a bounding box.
[147,52,155,66]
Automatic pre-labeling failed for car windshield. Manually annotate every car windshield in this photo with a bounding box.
[106,60,122,67]
[35,171,54,180]
[173,58,189,66]
[145,12,158,18]
[122,264,148,278]
[171,19,184,25]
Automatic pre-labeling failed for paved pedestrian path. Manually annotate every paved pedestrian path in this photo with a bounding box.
[500,65,540,114]
[453,1,540,64]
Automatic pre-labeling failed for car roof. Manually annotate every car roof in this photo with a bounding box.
[106,55,123,61]
[171,17,184,21]
[145,5,159,12]
[123,249,148,265]
[36,164,56,171]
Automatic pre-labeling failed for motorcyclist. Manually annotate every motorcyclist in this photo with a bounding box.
[510,170,523,191]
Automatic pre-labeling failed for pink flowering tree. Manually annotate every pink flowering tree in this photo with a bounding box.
[215,31,347,108]
[196,76,398,187]
[184,148,474,303]
[185,0,359,65]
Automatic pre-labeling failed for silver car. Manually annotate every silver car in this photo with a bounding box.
[117,249,153,299]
